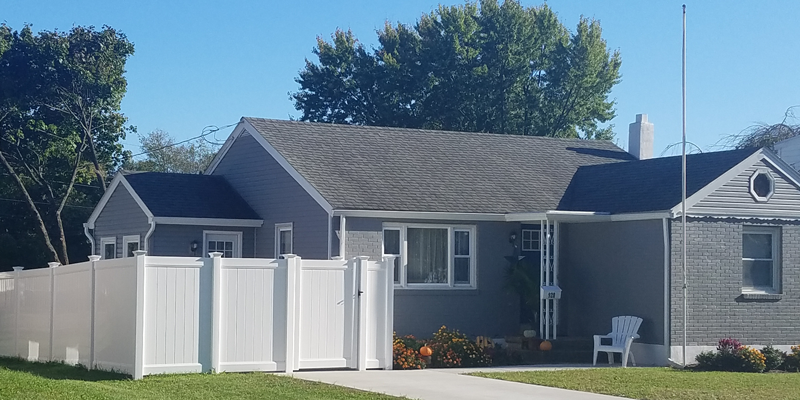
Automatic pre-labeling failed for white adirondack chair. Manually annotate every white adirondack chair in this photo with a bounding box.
[593,315,643,367]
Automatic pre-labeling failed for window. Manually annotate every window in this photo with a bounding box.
[383,224,476,289]
[521,228,540,251]
[203,231,241,258]
[122,235,140,258]
[275,223,293,257]
[742,226,780,293]
[749,169,775,202]
[382,228,401,284]
[100,237,116,260]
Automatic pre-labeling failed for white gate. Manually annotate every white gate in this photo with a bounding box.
[211,254,394,373]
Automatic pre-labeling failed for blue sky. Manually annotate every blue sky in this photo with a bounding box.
[4,0,800,158]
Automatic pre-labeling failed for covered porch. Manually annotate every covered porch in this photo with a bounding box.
[507,211,670,365]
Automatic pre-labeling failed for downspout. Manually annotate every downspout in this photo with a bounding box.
[327,211,333,259]
[144,218,156,254]
[83,223,95,255]
[340,215,347,259]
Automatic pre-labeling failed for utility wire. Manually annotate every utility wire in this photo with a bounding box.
[128,122,236,159]
[0,197,95,209]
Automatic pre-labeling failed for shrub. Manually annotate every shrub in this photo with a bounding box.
[428,326,491,368]
[784,346,800,372]
[393,333,426,370]
[737,346,766,373]
[695,351,718,370]
[761,345,786,372]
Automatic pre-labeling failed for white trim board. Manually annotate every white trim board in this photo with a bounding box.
[86,173,154,229]
[153,217,263,227]
[205,118,334,214]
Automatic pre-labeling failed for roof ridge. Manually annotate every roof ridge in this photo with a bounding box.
[244,117,616,145]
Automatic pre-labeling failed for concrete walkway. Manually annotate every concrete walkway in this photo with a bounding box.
[293,367,628,400]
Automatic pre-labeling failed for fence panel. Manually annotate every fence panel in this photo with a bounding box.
[93,258,137,375]
[142,257,203,375]
[16,268,53,361]
[0,272,16,357]
[215,257,282,372]
[364,260,393,369]
[52,262,93,365]
[297,259,349,369]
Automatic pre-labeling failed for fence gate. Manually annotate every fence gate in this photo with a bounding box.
[293,256,393,371]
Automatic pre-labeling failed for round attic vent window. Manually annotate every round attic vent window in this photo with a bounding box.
[749,170,774,202]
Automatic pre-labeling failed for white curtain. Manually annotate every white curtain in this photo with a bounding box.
[407,228,448,283]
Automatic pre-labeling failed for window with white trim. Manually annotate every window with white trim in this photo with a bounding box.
[383,224,476,289]
[122,235,140,258]
[204,231,241,258]
[521,228,540,251]
[101,237,116,260]
[742,226,781,293]
[275,223,293,257]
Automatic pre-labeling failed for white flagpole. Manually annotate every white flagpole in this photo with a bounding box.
[681,4,688,368]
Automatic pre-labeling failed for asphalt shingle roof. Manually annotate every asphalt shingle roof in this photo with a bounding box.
[245,118,634,213]
[123,172,261,220]
[558,148,759,213]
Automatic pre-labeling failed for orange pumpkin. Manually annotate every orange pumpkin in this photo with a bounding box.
[419,345,433,357]
[539,340,552,351]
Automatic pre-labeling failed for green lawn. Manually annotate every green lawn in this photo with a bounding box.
[0,357,399,400]
[472,368,800,400]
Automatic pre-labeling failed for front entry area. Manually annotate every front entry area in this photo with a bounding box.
[203,231,242,258]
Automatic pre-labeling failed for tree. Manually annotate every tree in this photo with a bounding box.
[292,0,621,139]
[727,107,800,150]
[125,129,218,174]
[0,24,134,265]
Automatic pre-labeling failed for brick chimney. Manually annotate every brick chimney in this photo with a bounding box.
[628,114,654,160]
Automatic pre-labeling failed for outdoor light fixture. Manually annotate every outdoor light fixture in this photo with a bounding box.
[509,232,517,243]
[190,240,199,254]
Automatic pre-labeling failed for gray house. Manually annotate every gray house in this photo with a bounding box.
[86,116,800,365]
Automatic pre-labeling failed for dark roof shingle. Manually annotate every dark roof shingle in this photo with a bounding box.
[123,172,261,220]
[245,118,634,213]
[558,148,759,213]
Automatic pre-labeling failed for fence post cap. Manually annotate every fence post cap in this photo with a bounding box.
[47,262,61,268]
[283,254,298,259]
[356,256,370,261]
[88,255,102,262]
[132,250,147,257]
[12,266,24,272]
[331,256,344,260]
[209,252,223,258]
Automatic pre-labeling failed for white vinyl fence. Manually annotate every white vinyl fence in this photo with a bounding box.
[0,252,394,379]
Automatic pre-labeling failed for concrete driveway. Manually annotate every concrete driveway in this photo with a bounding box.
[293,367,628,400]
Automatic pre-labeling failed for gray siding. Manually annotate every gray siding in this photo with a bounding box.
[775,137,800,170]
[691,159,800,217]
[93,184,150,257]
[560,220,665,344]
[212,131,329,259]
[345,217,519,338]
[670,219,800,346]
[150,225,256,257]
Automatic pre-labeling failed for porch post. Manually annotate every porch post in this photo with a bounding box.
[553,222,559,340]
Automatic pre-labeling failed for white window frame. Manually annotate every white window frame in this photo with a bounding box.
[122,235,140,258]
[202,230,243,258]
[749,169,775,203]
[383,223,476,290]
[100,237,116,260]
[521,228,541,251]
[742,226,781,294]
[382,227,402,284]
[275,223,294,257]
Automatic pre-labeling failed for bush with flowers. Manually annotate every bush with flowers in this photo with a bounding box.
[427,326,491,368]
[695,338,766,372]
[393,333,426,370]
[784,345,800,372]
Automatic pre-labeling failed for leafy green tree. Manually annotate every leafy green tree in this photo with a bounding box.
[0,24,134,265]
[293,0,621,139]
[125,129,218,174]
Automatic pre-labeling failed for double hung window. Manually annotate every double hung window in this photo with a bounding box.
[742,226,781,293]
[383,224,476,289]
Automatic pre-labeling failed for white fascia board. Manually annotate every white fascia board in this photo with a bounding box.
[762,148,800,188]
[507,210,670,222]
[86,173,154,229]
[670,149,767,216]
[682,210,800,220]
[204,119,246,175]
[334,209,507,221]
[241,118,334,215]
[153,217,264,227]
[504,212,548,222]
[608,211,673,221]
